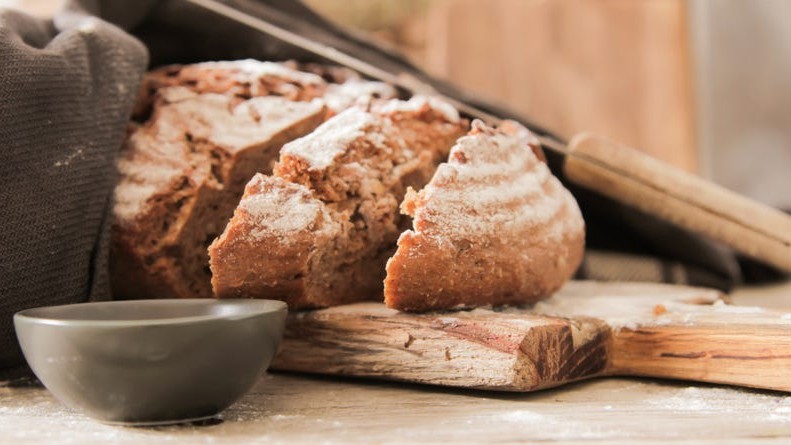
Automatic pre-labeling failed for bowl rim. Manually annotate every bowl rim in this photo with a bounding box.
[14,299,288,328]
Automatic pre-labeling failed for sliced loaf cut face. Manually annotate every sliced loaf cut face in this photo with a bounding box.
[209,97,469,308]
[112,60,396,300]
[384,120,585,312]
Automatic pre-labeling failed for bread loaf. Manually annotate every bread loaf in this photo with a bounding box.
[384,120,585,311]
[111,60,395,299]
[209,97,469,308]
[113,60,584,311]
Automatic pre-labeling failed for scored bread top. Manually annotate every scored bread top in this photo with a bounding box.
[275,96,466,204]
[278,96,461,170]
[405,120,582,238]
[384,119,585,312]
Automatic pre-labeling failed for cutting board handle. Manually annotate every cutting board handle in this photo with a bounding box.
[608,302,791,391]
[564,133,791,273]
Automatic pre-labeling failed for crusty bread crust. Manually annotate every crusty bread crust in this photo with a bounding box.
[209,97,468,308]
[383,120,585,312]
[114,61,584,310]
[206,174,340,305]
[111,61,395,300]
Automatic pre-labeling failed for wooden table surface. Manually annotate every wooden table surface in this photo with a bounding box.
[3,281,791,444]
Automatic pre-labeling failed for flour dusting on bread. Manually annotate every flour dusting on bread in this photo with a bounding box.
[384,119,585,312]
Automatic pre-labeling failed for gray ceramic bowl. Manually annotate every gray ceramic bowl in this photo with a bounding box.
[14,299,287,425]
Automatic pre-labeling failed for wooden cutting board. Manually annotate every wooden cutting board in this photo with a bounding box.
[271,281,791,392]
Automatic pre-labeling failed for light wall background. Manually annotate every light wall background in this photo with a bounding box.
[690,0,791,208]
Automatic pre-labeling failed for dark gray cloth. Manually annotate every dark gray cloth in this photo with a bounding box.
[1,0,781,377]
[0,5,146,374]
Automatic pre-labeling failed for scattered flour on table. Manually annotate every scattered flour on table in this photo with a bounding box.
[269,414,305,421]
[491,410,546,423]
[463,409,627,440]
[648,386,791,421]
[710,299,766,313]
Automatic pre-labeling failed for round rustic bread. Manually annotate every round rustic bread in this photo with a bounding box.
[384,120,585,311]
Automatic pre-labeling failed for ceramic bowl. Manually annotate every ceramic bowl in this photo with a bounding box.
[14,299,287,425]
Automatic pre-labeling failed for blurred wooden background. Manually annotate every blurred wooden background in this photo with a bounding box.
[6,0,697,171]
[307,0,698,173]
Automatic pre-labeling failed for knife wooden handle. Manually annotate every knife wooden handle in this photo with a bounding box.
[609,302,791,392]
[564,133,791,273]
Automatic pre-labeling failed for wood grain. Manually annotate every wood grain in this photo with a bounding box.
[273,281,791,392]
[275,304,610,391]
[611,310,791,391]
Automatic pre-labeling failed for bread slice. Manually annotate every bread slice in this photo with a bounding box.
[209,97,469,308]
[111,60,396,300]
[384,120,585,311]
